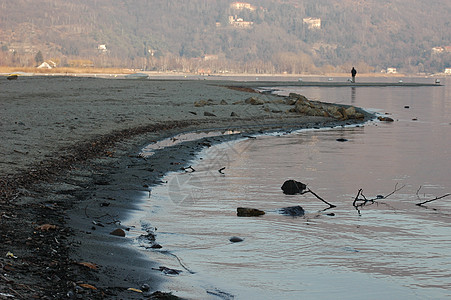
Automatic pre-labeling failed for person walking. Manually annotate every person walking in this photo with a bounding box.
[351,67,357,83]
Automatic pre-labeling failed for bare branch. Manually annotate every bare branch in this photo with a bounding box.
[353,184,405,211]
[383,183,405,199]
[416,185,423,198]
[301,188,336,208]
[415,185,450,206]
[416,193,451,206]
[352,189,363,207]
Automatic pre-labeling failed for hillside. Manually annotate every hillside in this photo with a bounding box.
[0,0,450,74]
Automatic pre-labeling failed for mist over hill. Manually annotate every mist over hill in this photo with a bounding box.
[1,0,450,74]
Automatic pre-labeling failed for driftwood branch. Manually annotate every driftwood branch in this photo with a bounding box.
[415,186,451,206]
[383,183,405,199]
[353,183,405,211]
[301,188,336,208]
[416,194,451,206]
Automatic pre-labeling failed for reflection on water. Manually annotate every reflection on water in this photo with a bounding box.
[141,130,242,156]
[134,77,451,299]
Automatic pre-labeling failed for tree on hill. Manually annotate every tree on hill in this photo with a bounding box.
[35,51,44,65]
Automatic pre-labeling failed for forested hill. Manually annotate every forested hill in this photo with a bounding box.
[0,0,450,74]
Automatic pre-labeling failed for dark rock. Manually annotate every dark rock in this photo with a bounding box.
[237,207,265,217]
[245,96,265,105]
[281,180,307,195]
[229,236,244,243]
[378,116,394,122]
[153,266,182,275]
[110,228,126,237]
[336,138,348,142]
[150,291,180,299]
[230,112,238,117]
[151,243,162,249]
[204,111,216,117]
[194,99,212,107]
[141,284,150,292]
[280,206,305,216]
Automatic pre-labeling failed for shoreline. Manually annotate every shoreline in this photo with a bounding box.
[0,78,373,299]
[67,117,372,299]
[1,69,447,79]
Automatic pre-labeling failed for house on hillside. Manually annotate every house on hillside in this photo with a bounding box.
[203,54,219,61]
[38,62,52,69]
[37,60,57,69]
[432,47,444,54]
[230,2,256,11]
[229,15,253,28]
[98,44,108,52]
[387,67,397,74]
[303,17,321,29]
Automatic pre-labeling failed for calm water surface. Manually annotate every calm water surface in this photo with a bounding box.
[132,77,451,299]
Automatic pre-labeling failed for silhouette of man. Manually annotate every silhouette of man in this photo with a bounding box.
[351,67,357,83]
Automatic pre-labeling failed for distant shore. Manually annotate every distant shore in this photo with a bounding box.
[1,66,447,79]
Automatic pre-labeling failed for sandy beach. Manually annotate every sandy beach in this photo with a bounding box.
[0,76,372,299]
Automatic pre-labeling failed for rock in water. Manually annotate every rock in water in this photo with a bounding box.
[237,207,265,217]
[229,236,244,243]
[378,116,394,122]
[110,228,126,237]
[280,206,305,216]
[281,180,307,195]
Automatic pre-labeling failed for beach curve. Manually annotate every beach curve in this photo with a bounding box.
[0,77,373,299]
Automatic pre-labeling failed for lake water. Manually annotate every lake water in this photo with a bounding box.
[132,77,451,299]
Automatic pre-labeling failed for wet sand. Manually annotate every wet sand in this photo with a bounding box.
[0,76,372,299]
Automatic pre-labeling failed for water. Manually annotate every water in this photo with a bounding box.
[132,77,451,299]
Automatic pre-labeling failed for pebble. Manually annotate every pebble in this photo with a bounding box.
[141,284,150,292]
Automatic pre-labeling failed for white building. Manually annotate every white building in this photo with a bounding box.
[229,16,253,28]
[303,17,321,29]
[98,44,107,52]
[230,2,256,11]
[387,67,397,74]
[37,62,52,69]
